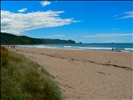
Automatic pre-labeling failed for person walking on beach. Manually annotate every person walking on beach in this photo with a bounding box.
[11,45,15,49]
[111,48,113,51]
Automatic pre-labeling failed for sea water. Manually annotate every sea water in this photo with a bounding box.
[17,43,133,52]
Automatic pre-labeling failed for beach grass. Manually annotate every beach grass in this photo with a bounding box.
[1,46,62,100]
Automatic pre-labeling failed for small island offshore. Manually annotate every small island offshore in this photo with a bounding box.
[1,1,132,100]
[1,32,133,100]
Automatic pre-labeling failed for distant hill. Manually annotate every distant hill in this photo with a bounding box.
[1,32,44,45]
[1,32,76,45]
[42,39,76,44]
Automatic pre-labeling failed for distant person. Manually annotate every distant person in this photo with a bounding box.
[111,48,113,51]
[11,45,15,49]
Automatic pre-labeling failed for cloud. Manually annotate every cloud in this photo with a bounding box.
[100,40,132,43]
[18,8,27,13]
[43,34,66,38]
[1,10,79,34]
[116,11,133,19]
[112,28,119,31]
[40,1,51,7]
[84,33,133,38]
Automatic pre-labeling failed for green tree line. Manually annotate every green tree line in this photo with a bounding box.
[1,32,76,44]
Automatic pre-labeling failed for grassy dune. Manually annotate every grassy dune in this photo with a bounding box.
[1,46,62,100]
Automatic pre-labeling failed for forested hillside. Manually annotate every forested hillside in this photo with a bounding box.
[1,32,76,44]
[1,32,44,44]
[42,39,76,44]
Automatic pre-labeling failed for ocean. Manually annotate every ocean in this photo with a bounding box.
[17,43,133,52]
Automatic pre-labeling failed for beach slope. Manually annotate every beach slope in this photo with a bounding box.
[15,47,133,100]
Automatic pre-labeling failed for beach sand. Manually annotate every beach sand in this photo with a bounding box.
[13,47,132,100]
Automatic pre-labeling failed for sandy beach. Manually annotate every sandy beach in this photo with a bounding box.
[13,47,132,100]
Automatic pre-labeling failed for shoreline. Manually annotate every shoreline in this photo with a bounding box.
[11,47,133,99]
[3,43,133,52]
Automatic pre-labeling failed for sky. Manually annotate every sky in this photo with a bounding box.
[1,0,133,43]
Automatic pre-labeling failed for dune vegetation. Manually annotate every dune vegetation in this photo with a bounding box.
[1,46,62,100]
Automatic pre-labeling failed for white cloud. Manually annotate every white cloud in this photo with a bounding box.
[18,8,27,13]
[1,10,79,34]
[40,1,51,7]
[112,28,119,31]
[84,33,133,38]
[100,40,132,43]
[116,11,133,19]
[43,34,66,38]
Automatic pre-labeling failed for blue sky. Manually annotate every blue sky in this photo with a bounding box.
[1,1,133,43]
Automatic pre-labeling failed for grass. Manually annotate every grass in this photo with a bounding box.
[1,46,62,100]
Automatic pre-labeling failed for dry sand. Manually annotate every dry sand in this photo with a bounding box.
[13,47,132,100]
